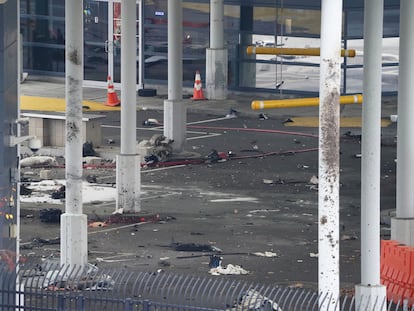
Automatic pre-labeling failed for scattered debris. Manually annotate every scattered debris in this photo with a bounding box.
[86,175,97,183]
[262,179,274,185]
[209,263,249,276]
[251,141,259,150]
[309,175,318,185]
[259,113,268,120]
[107,213,161,224]
[252,251,278,258]
[106,138,115,144]
[88,221,108,228]
[209,255,223,268]
[206,149,220,163]
[42,263,115,291]
[51,185,65,200]
[139,134,174,164]
[227,289,282,311]
[39,208,62,223]
[309,252,318,258]
[172,242,222,253]
[142,118,161,126]
[354,153,362,158]
[343,131,361,140]
[283,118,293,124]
[83,156,102,165]
[225,108,239,118]
[20,156,58,168]
[341,234,358,241]
[20,185,33,195]
[82,141,97,157]
[21,237,60,250]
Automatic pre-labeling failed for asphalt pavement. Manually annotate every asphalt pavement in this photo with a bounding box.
[18,75,398,290]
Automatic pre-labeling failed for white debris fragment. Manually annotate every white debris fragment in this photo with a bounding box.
[262,179,274,184]
[209,264,249,276]
[252,251,278,258]
[20,156,58,168]
[309,175,319,185]
[309,252,319,258]
[227,289,283,311]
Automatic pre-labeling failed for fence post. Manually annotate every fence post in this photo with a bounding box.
[142,299,150,311]
[77,294,85,311]
[124,298,133,311]
[57,294,65,311]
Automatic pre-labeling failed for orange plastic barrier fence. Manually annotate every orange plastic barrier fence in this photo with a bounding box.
[380,240,414,306]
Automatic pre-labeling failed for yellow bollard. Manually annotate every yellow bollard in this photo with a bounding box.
[251,94,363,110]
[246,46,356,58]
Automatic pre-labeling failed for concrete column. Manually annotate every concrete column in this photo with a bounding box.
[116,0,141,213]
[61,0,87,267]
[355,0,387,308]
[318,0,342,309]
[164,0,186,152]
[392,0,414,246]
[138,0,144,89]
[206,0,227,100]
[238,6,255,88]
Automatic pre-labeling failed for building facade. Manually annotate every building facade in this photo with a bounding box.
[20,0,400,95]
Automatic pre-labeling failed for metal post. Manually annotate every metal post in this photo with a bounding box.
[392,0,414,246]
[108,0,114,78]
[116,0,141,213]
[61,0,88,267]
[206,0,227,100]
[163,0,186,152]
[138,0,144,89]
[355,0,387,307]
[318,0,342,309]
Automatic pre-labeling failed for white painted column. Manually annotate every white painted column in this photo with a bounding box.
[163,0,186,152]
[138,0,144,89]
[355,0,387,308]
[206,0,227,100]
[116,0,141,213]
[318,0,342,309]
[392,0,414,246]
[61,0,87,267]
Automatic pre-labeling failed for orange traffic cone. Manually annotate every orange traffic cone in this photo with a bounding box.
[191,70,206,100]
[106,75,120,106]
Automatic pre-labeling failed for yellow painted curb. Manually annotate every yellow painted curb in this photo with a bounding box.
[284,116,392,128]
[20,96,121,112]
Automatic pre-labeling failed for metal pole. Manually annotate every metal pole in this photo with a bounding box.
[210,0,224,49]
[61,0,88,267]
[116,0,141,213]
[167,0,182,100]
[392,0,414,246]
[163,0,186,152]
[246,46,356,57]
[120,0,136,154]
[108,0,114,78]
[318,0,342,309]
[396,0,414,219]
[251,94,362,110]
[355,0,387,308]
[361,0,384,286]
[138,0,144,88]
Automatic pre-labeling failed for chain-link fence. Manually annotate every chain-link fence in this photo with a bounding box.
[0,263,412,311]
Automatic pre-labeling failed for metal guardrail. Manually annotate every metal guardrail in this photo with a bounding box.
[0,263,412,310]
